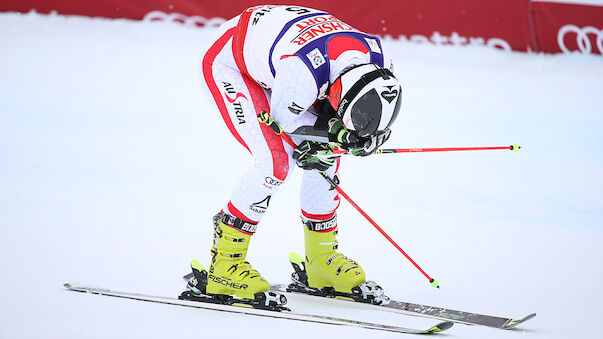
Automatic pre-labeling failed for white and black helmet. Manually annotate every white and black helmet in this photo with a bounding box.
[328,64,402,137]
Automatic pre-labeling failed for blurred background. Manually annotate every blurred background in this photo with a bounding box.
[0,1,601,338]
[1,0,603,55]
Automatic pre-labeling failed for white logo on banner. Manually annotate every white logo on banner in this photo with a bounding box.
[557,24,603,55]
[396,31,512,51]
[142,11,225,27]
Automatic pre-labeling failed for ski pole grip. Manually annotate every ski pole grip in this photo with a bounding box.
[319,171,339,189]
[258,111,283,135]
[257,111,299,149]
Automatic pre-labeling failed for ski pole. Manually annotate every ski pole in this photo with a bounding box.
[257,111,440,289]
[334,145,521,155]
[317,172,440,288]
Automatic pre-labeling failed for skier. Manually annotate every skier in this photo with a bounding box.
[194,5,402,304]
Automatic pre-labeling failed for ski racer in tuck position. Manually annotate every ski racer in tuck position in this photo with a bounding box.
[189,5,402,306]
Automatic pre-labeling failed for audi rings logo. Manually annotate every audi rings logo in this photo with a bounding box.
[558,25,603,55]
[143,11,226,27]
[265,177,283,186]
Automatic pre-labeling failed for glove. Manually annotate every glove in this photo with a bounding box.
[348,129,392,157]
[293,140,340,171]
[328,118,359,145]
[328,118,391,157]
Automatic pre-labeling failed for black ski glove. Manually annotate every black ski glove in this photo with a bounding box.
[328,118,391,157]
[293,140,340,171]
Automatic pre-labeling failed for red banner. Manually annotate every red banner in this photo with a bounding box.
[1,0,601,54]
[532,1,603,54]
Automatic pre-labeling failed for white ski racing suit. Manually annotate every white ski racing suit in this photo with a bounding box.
[200,5,389,228]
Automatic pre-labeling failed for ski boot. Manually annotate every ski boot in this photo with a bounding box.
[180,212,287,311]
[286,215,389,305]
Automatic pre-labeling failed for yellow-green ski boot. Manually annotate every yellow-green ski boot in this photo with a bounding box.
[284,214,388,304]
[304,221,365,293]
[183,212,287,310]
[208,213,269,299]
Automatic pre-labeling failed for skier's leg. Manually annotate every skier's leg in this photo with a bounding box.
[300,164,366,293]
[199,23,295,299]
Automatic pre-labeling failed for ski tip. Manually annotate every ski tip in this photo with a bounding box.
[63,283,72,289]
[426,321,454,333]
[502,313,537,329]
[511,144,521,152]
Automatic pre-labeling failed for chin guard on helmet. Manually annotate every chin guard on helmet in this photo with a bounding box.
[328,64,402,137]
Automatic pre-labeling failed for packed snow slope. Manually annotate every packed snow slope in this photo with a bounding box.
[1,12,602,339]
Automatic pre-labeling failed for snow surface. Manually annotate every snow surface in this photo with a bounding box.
[1,11,602,339]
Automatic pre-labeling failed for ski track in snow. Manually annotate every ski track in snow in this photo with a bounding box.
[1,12,602,339]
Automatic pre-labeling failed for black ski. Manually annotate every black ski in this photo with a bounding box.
[64,283,453,335]
[271,283,535,330]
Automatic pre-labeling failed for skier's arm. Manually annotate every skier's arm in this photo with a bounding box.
[322,105,391,157]
[269,56,319,135]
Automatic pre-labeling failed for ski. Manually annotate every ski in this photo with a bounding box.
[271,283,535,330]
[182,259,535,331]
[183,258,535,331]
[64,283,453,335]
[266,253,536,330]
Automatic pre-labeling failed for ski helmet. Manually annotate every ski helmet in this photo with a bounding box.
[328,64,402,137]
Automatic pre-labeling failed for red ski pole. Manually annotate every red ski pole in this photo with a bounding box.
[334,145,521,155]
[257,111,440,288]
[318,172,439,288]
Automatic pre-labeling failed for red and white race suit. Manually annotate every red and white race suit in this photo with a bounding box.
[200,5,389,227]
